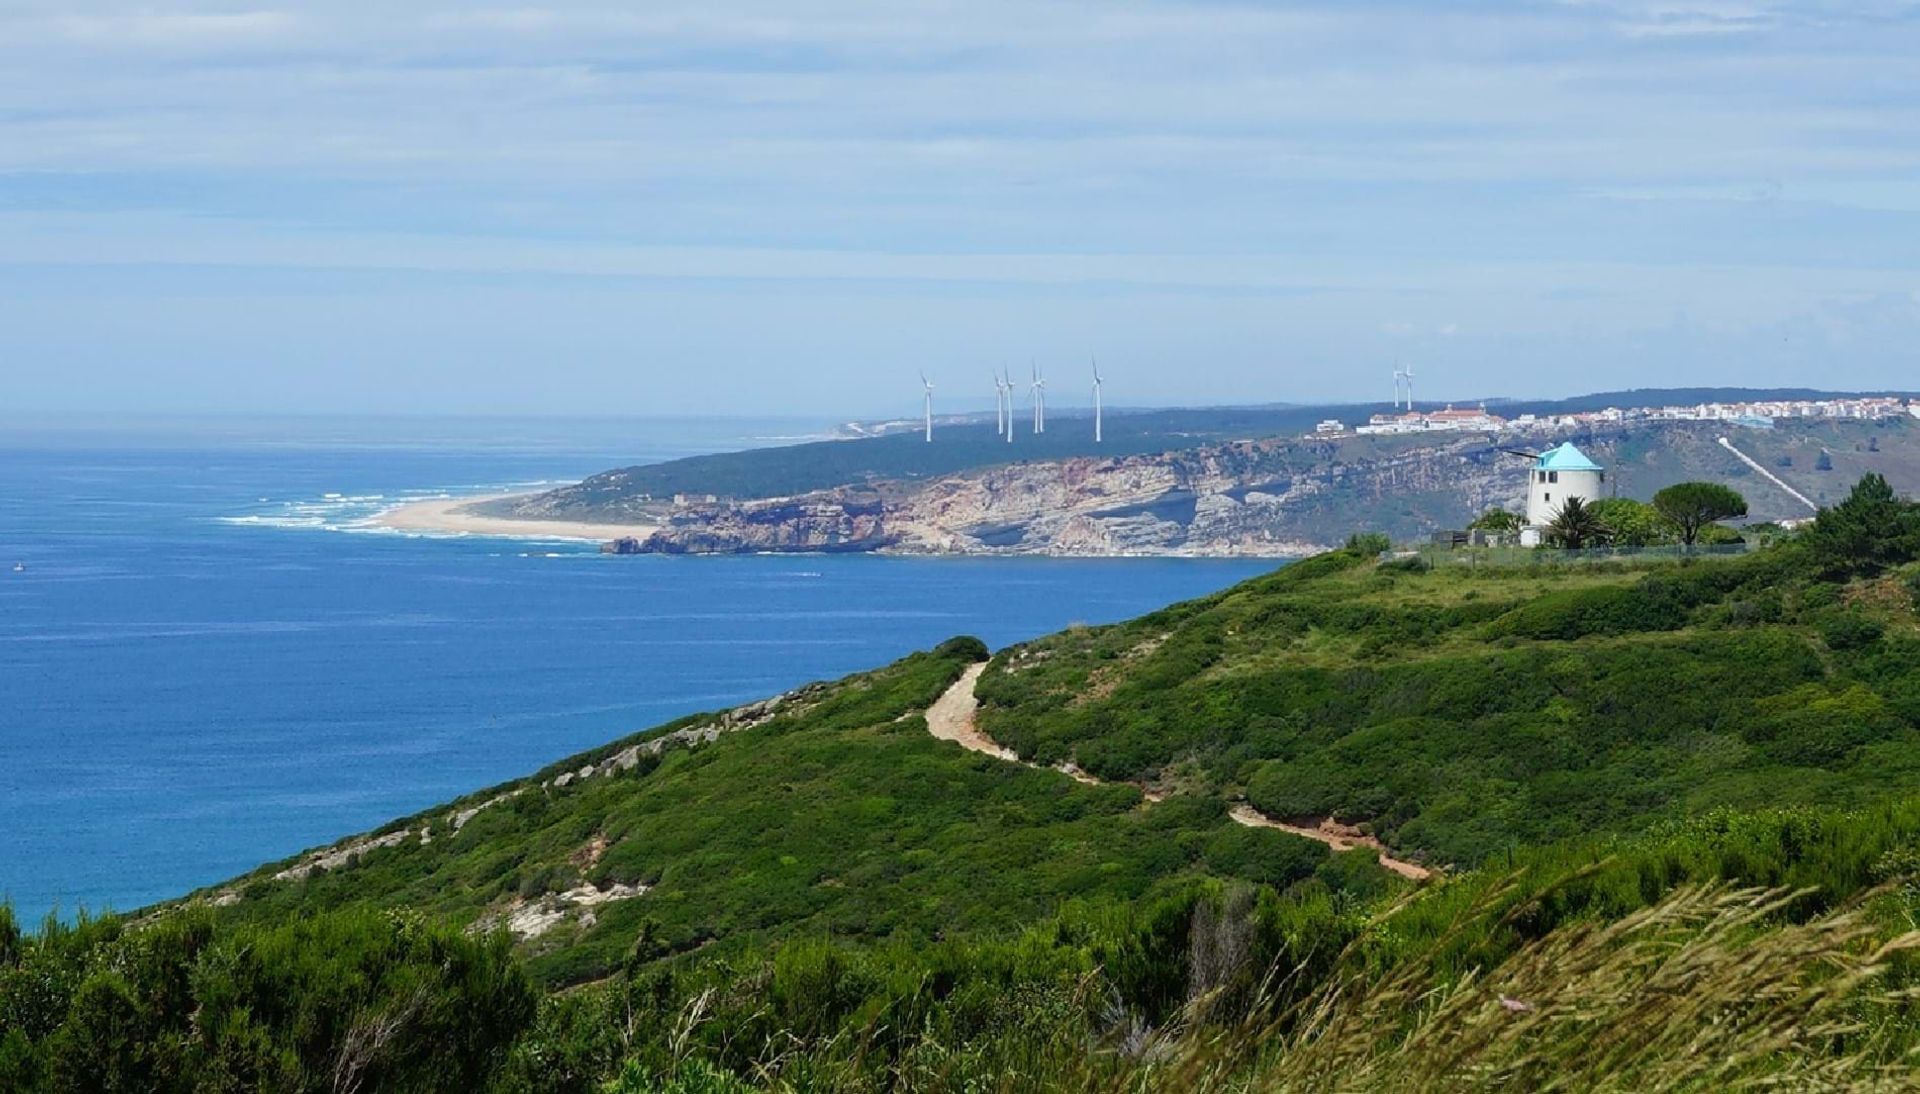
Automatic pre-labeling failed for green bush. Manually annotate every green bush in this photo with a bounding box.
[1345,532,1391,554]
[1485,584,1686,639]
[933,635,990,662]
[0,908,535,1092]
[1818,611,1885,651]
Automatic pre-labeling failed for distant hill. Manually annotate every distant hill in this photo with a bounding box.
[491,387,1912,523]
[510,417,1920,557]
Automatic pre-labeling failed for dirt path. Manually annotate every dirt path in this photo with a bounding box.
[923,668,1431,881]
[925,664,1016,761]
[1228,806,1432,880]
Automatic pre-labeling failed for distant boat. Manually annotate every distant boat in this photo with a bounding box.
[12,562,22,572]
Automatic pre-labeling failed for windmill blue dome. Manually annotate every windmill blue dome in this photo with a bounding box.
[1535,442,1602,472]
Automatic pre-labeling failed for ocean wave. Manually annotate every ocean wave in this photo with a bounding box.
[221,484,533,537]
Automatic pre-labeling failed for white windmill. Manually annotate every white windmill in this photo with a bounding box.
[1029,361,1047,434]
[921,372,935,442]
[1091,357,1104,443]
[1401,363,1416,411]
[991,372,1007,437]
[1392,367,1408,409]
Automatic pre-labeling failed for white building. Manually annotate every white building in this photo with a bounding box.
[1524,441,1606,533]
[1354,404,1507,436]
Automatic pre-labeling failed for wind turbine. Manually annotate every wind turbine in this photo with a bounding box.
[1392,367,1408,410]
[1003,368,1016,443]
[992,372,1007,437]
[1030,362,1046,435]
[920,372,934,442]
[1091,357,1104,443]
[1401,363,1415,412]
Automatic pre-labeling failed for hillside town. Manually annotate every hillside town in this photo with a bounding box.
[1337,394,1912,438]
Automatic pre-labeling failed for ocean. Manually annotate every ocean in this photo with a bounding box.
[0,416,1278,923]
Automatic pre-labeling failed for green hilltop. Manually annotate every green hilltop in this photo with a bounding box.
[11,474,1920,1089]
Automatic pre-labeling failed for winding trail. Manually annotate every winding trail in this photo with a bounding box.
[925,666,1432,882]
[1228,806,1431,881]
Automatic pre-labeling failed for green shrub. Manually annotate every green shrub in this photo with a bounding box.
[1818,612,1884,651]
[933,635,991,662]
[1486,585,1685,639]
[1345,532,1392,554]
[0,908,535,1092]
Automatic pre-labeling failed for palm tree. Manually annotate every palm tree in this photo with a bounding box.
[1545,496,1610,549]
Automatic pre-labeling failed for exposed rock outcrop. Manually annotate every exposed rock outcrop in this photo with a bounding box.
[608,491,894,555]
[274,827,425,882]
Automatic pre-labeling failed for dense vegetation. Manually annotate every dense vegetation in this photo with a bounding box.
[12,471,1920,1089]
[13,800,1920,1089]
[976,476,1920,867]
[187,638,1384,991]
[0,906,531,1091]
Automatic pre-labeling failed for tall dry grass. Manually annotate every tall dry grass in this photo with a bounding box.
[628,882,1920,1092]
[1154,882,1920,1093]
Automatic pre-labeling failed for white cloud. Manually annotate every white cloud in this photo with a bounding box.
[41,10,302,49]
[0,0,1915,410]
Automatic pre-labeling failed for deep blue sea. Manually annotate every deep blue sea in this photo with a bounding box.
[0,416,1276,923]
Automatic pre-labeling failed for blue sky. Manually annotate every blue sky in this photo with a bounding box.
[2,0,1917,417]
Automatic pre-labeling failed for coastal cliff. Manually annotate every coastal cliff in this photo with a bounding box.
[607,491,895,554]
[568,418,1916,556]
[604,433,1526,556]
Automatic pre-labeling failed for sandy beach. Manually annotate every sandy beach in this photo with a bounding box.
[367,494,660,543]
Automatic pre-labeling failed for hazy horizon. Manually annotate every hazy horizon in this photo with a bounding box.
[14,380,1917,436]
[2,1,1916,418]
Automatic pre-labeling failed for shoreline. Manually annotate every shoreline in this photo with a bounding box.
[366,494,660,543]
[362,493,1313,558]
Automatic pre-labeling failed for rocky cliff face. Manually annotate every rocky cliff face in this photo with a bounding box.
[593,433,1523,556]
[613,490,894,554]
[882,433,1522,555]
[577,418,1918,557]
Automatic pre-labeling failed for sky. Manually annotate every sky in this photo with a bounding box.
[1,0,1917,418]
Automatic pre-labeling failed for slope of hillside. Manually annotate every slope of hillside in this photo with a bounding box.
[14,475,1920,1090]
[186,637,1391,989]
[976,534,1920,865]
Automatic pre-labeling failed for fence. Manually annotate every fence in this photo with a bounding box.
[1407,542,1761,569]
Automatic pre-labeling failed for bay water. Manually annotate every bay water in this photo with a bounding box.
[0,416,1277,922]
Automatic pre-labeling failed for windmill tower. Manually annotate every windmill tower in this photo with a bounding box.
[1030,362,1046,434]
[992,372,1008,438]
[1003,369,1016,442]
[1091,357,1104,443]
[1524,442,1605,528]
[920,373,934,442]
